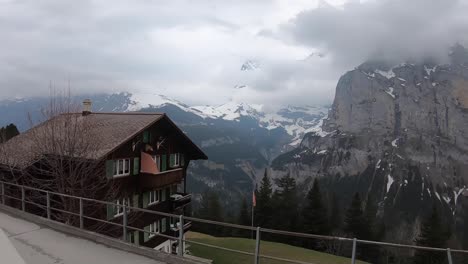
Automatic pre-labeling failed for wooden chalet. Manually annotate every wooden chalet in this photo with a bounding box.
[0,101,207,254]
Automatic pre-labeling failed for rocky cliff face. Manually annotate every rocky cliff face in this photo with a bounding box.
[271,45,468,244]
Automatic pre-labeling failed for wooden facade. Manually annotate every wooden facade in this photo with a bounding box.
[0,112,207,255]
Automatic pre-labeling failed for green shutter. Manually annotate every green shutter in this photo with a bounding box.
[132,194,139,208]
[105,160,114,178]
[133,158,140,175]
[106,204,114,220]
[181,154,185,166]
[143,192,149,208]
[143,131,149,143]
[144,225,150,242]
[161,188,166,202]
[170,154,175,168]
[162,218,167,233]
[161,155,167,171]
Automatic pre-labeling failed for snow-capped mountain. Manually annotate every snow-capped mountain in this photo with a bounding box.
[0,91,329,211]
[126,93,328,147]
[240,60,260,71]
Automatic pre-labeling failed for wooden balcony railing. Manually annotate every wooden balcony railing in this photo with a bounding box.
[170,193,191,210]
[139,168,184,189]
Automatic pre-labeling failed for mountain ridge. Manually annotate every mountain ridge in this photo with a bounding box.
[271,45,468,247]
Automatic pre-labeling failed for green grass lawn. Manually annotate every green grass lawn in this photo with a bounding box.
[185,232,369,264]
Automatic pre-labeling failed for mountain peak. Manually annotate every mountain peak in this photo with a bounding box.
[240,60,260,71]
[449,44,468,65]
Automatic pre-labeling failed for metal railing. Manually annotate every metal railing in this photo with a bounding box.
[0,180,467,264]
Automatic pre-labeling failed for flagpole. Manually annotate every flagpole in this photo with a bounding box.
[251,179,255,239]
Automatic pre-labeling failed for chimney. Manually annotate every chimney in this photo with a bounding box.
[82,99,92,116]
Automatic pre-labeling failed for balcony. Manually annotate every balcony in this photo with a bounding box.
[170,221,192,233]
[170,193,191,210]
[139,168,184,189]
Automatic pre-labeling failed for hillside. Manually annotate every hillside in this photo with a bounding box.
[185,232,369,264]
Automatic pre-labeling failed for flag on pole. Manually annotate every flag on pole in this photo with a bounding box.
[252,191,256,207]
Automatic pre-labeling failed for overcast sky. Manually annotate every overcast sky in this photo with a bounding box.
[0,0,467,108]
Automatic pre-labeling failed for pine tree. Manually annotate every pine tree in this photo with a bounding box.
[271,174,298,233]
[303,179,330,234]
[344,192,365,238]
[302,178,330,249]
[239,197,251,226]
[363,194,377,240]
[237,197,251,237]
[329,192,341,232]
[0,123,19,143]
[255,169,273,228]
[195,190,224,236]
[414,204,449,264]
[361,194,379,262]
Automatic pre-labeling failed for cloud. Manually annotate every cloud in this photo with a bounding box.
[3,0,464,109]
[0,0,327,107]
[281,0,468,66]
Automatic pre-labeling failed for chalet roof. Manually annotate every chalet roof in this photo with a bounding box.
[0,112,207,170]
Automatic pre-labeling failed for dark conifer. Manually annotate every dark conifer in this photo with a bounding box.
[195,190,224,236]
[302,178,330,249]
[239,197,251,226]
[329,192,341,232]
[0,123,19,143]
[303,179,330,235]
[414,204,449,264]
[255,169,273,228]
[344,192,365,238]
[271,174,298,233]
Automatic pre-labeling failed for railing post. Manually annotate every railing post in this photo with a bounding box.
[178,215,184,256]
[123,204,127,242]
[1,182,4,205]
[79,198,84,229]
[447,248,453,264]
[351,238,357,264]
[254,227,261,264]
[21,186,25,211]
[46,192,51,219]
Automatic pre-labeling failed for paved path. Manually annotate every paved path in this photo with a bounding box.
[0,211,165,264]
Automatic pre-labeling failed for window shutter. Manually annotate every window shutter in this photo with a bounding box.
[181,154,185,166]
[161,155,167,171]
[170,154,175,168]
[133,158,140,175]
[144,225,150,242]
[162,218,167,233]
[143,192,149,208]
[105,160,114,178]
[132,194,139,208]
[106,204,114,220]
[143,131,150,143]
[161,188,166,202]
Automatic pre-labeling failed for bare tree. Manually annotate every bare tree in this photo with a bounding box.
[1,90,124,231]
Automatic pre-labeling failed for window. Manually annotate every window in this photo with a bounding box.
[170,153,181,168]
[148,221,160,238]
[174,153,180,167]
[113,159,131,177]
[149,190,160,205]
[114,197,130,217]
[152,155,161,171]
